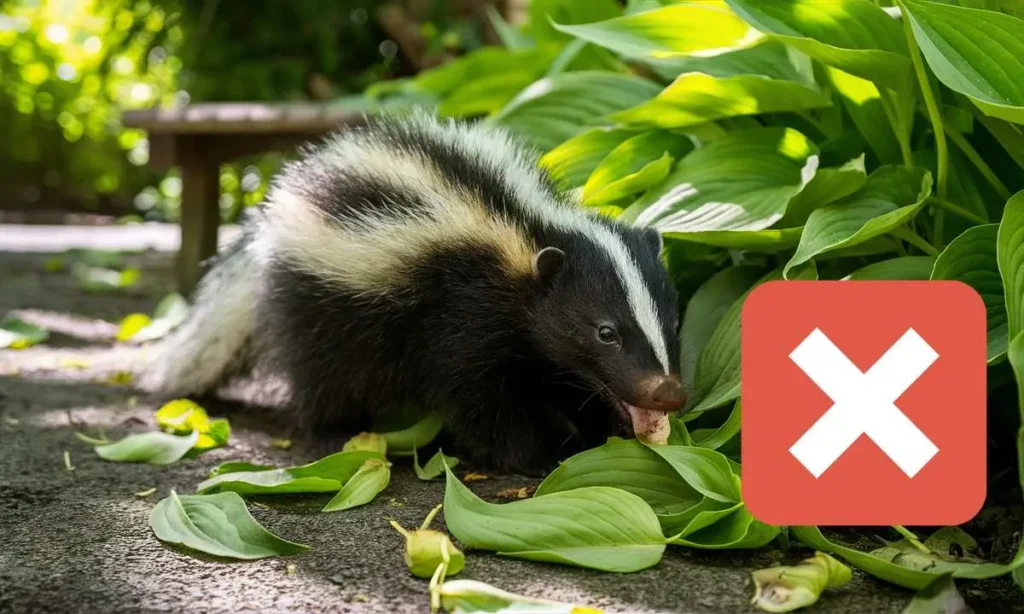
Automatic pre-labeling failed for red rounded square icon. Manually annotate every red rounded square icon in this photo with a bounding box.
[741,280,986,526]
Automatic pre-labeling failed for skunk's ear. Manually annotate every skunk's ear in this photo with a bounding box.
[533,246,566,285]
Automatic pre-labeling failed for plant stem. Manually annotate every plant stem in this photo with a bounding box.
[892,525,932,554]
[929,196,989,225]
[901,4,948,245]
[879,89,914,168]
[892,226,941,256]
[942,117,1012,201]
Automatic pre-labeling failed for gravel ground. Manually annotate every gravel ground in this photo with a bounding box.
[0,225,1018,613]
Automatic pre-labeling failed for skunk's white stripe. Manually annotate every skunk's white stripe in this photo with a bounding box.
[412,113,671,374]
[262,136,533,294]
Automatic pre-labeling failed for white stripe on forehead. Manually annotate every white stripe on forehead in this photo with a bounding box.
[413,114,671,374]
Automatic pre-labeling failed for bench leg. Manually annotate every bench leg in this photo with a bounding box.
[178,156,220,295]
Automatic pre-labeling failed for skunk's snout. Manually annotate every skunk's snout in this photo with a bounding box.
[637,375,686,413]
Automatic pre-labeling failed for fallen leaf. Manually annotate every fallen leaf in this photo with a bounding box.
[0,318,50,349]
[135,487,158,497]
[63,450,75,471]
[751,552,852,612]
[433,579,602,614]
[322,458,391,512]
[103,371,134,385]
[495,486,535,501]
[58,358,92,370]
[390,504,465,579]
[462,472,489,482]
[272,438,293,450]
[286,563,297,575]
[116,313,152,341]
[903,574,974,614]
[414,449,460,481]
[342,432,388,455]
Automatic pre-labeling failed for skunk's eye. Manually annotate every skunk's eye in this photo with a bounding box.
[596,323,619,345]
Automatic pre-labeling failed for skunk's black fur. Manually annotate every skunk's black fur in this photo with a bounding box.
[143,112,684,473]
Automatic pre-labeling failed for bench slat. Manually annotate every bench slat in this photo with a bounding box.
[123,102,364,134]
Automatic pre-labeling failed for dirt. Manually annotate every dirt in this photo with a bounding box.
[0,225,1019,613]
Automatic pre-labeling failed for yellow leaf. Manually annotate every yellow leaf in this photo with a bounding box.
[155,399,210,434]
[116,313,152,341]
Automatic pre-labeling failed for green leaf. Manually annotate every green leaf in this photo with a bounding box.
[127,292,190,342]
[639,39,813,83]
[413,47,555,97]
[691,401,741,450]
[827,67,903,165]
[150,491,307,560]
[903,0,1024,124]
[777,155,868,227]
[342,432,388,455]
[791,526,1023,590]
[552,3,763,59]
[997,190,1024,338]
[197,450,383,495]
[785,166,933,277]
[0,317,49,349]
[670,505,779,550]
[647,445,741,503]
[528,0,622,44]
[209,461,274,478]
[846,256,935,280]
[444,465,666,573]
[664,227,805,251]
[582,131,693,205]
[535,438,706,517]
[680,266,763,389]
[437,72,538,118]
[492,72,662,151]
[931,224,1008,362]
[690,265,817,413]
[95,430,199,465]
[1009,333,1024,491]
[626,127,819,233]
[610,74,830,130]
[413,449,460,481]
[540,127,636,189]
[435,579,591,614]
[977,114,1024,172]
[154,399,230,451]
[71,263,141,293]
[726,0,912,88]
[322,459,391,512]
[380,412,445,456]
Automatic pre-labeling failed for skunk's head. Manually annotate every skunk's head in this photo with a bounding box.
[528,222,685,435]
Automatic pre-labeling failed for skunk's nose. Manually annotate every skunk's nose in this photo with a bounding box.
[639,375,686,413]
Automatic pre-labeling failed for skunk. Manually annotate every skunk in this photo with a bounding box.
[142,112,685,472]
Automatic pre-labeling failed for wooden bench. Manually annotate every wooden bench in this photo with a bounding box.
[123,102,365,294]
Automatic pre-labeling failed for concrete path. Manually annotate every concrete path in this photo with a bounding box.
[0,227,1016,613]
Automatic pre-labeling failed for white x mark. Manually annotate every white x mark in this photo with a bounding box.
[788,328,939,478]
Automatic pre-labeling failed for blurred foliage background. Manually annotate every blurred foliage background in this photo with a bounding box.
[0,0,505,222]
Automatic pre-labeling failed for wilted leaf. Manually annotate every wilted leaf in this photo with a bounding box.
[390,504,465,579]
[751,552,852,613]
[197,450,383,495]
[444,464,665,572]
[0,318,49,349]
[610,74,830,130]
[150,490,307,560]
[94,430,199,465]
[342,432,388,455]
[903,574,974,614]
[322,458,391,512]
[435,579,601,614]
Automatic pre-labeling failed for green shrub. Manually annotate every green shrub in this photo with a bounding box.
[371,0,1024,591]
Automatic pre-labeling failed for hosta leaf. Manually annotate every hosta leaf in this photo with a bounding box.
[116,313,151,342]
[582,131,693,205]
[209,461,274,477]
[322,459,390,512]
[647,445,740,503]
[785,166,933,277]
[903,575,972,614]
[535,438,705,516]
[691,401,742,451]
[903,0,1024,124]
[846,256,935,280]
[726,0,912,88]
[751,552,852,613]
[380,411,445,456]
[609,73,830,130]
[437,72,538,118]
[552,3,763,59]
[150,491,307,560]
[435,579,593,614]
[777,155,868,227]
[0,318,49,349]
[444,465,666,573]
[931,225,1008,362]
[95,430,199,465]
[540,127,635,189]
[492,72,661,151]
[690,264,817,413]
[413,449,460,481]
[665,227,804,251]
[680,266,763,389]
[791,526,1024,590]
[670,505,779,550]
[827,67,903,165]
[640,40,813,83]
[414,48,556,97]
[997,191,1024,337]
[197,450,383,495]
[977,114,1024,172]
[126,292,189,342]
[626,127,819,233]
[528,0,622,44]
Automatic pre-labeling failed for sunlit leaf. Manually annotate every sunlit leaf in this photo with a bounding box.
[197,450,383,495]
[777,155,867,227]
[125,292,189,342]
[541,127,636,189]
[322,458,390,512]
[0,317,49,349]
[610,73,830,130]
[582,131,692,205]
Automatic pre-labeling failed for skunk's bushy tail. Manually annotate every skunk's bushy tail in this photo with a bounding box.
[139,229,260,397]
